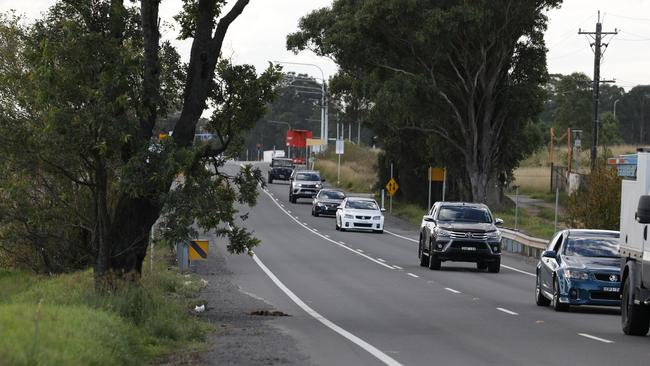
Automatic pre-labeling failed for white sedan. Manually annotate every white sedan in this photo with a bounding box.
[335,197,385,234]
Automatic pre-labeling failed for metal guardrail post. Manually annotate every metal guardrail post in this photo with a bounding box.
[177,242,189,272]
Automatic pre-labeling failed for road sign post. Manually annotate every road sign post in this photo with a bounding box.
[336,139,344,185]
[385,163,399,214]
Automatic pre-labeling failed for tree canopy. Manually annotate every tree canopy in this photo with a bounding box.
[288,0,561,205]
[0,0,281,288]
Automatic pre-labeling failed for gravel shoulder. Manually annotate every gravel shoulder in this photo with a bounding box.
[187,231,311,366]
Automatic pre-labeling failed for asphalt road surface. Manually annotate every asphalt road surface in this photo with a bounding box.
[220,162,650,366]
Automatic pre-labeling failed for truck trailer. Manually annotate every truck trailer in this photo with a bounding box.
[613,149,650,335]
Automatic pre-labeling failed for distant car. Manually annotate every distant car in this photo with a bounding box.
[289,170,323,203]
[535,229,621,311]
[335,197,384,233]
[268,158,295,184]
[312,189,346,217]
[419,202,503,272]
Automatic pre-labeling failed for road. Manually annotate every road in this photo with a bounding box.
[219,162,650,366]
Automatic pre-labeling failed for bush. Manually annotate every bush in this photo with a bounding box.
[566,163,621,230]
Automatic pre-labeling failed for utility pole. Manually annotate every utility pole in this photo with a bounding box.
[579,11,617,170]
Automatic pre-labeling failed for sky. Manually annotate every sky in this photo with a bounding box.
[1,0,649,90]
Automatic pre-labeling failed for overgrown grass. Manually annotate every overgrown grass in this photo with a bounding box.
[0,253,211,365]
[493,207,560,239]
[390,200,427,226]
[314,142,378,193]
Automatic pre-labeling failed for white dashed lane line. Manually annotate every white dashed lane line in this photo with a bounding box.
[578,333,614,344]
[393,265,403,270]
[496,307,519,316]
[377,258,386,263]
[407,273,419,278]
[445,288,462,294]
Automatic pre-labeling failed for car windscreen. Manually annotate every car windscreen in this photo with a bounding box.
[295,173,320,181]
[437,206,492,223]
[272,160,293,167]
[563,237,619,258]
[319,191,345,199]
[346,200,378,210]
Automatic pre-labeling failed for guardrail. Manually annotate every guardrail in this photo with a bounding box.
[500,228,548,258]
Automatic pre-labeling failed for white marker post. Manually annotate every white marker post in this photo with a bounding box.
[390,163,393,214]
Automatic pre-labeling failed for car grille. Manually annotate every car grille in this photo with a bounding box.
[303,184,318,188]
[449,241,489,250]
[590,291,620,301]
[450,231,488,240]
[353,223,373,228]
[594,273,620,282]
[327,204,339,208]
[355,215,372,220]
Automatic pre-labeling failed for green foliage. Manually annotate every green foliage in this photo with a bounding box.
[288,0,560,204]
[566,164,621,230]
[314,142,378,193]
[0,253,210,365]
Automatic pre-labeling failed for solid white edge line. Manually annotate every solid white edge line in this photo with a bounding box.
[407,273,419,278]
[578,333,614,344]
[445,288,461,294]
[252,253,403,366]
[501,265,536,277]
[496,307,519,316]
[259,186,396,270]
[385,230,418,243]
[385,230,537,277]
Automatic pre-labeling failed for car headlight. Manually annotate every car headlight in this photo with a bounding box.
[315,183,322,188]
[486,230,502,240]
[564,269,589,280]
[317,202,326,207]
[372,216,381,220]
[434,227,451,237]
[344,214,354,219]
[297,183,303,187]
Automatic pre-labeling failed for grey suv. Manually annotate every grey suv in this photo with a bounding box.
[289,170,323,203]
[418,202,503,272]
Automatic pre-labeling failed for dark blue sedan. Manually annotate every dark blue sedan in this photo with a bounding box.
[535,229,621,311]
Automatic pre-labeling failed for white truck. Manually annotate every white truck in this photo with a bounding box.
[614,149,650,335]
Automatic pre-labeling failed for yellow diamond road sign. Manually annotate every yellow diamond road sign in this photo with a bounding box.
[386,178,399,197]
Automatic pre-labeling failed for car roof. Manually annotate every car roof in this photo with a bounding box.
[437,201,489,209]
[346,197,376,202]
[294,170,320,174]
[565,229,620,238]
[319,188,344,193]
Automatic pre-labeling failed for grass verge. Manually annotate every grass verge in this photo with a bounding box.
[314,142,378,193]
[0,252,211,366]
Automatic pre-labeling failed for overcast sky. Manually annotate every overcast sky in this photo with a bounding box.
[2,0,649,89]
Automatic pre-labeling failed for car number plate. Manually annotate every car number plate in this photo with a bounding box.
[603,287,619,292]
[461,247,476,251]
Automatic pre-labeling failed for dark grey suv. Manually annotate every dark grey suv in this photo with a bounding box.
[418,202,503,272]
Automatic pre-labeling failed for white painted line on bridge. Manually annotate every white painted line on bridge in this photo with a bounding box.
[259,188,395,270]
[445,288,461,294]
[252,253,403,366]
[496,307,519,316]
[578,333,614,344]
[407,273,419,278]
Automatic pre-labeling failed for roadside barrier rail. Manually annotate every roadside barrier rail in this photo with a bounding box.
[500,228,548,259]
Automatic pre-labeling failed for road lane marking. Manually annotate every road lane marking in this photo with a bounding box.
[287,210,292,213]
[496,307,519,316]
[357,249,364,253]
[252,253,403,366]
[259,188,395,270]
[445,288,461,294]
[393,265,403,270]
[578,333,614,344]
[325,235,330,238]
[303,222,308,226]
[385,230,418,243]
[339,241,345,244]
[377,258,386,263]
[407,273,419,278]
[501,265,535,277]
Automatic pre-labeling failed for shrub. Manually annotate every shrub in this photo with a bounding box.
[566,163,621,230]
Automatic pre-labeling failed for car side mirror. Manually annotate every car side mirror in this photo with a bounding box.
[423,215,434,222]
[381,208,386,212]
[541,250,557,259]
[637,195,650,224]
[321,178,326,182]
[495,218,504,226]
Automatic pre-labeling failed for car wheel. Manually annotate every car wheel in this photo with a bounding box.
[552,276,569,312]
[428,246,441,270]
[535,273,551,306]
[487,258,500,273]
[419,239,429,267]
[314,210,319,217]
[622,274,650,335]
[476,262,488,271]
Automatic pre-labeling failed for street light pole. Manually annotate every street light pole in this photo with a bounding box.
[613,99,620,120]
[274,61,328,150]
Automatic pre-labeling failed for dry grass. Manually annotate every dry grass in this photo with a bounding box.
[314,143,378,193]
[513,166,551,192]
